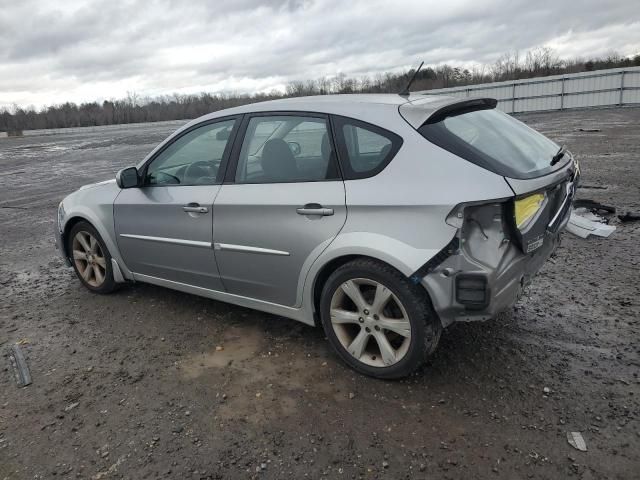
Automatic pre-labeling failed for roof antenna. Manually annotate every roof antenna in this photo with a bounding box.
[399,61,424,97]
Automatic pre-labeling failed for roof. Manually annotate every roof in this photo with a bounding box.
[140,93,492,167]
[186,93,488,132]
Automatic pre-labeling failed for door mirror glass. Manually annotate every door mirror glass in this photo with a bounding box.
[287,141,301,156]
[216,126,232,141]
[116,166,139,189]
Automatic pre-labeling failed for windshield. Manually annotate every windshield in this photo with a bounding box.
[419,108,563,179]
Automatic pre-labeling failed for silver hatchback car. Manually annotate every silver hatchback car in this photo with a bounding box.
[55,94,578,378]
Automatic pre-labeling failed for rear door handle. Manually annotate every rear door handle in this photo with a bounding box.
[183,203,208,214]
[296,203,334,216]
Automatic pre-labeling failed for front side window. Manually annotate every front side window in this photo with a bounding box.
[235,115,339,183]
[418,108,562,179]
[145,119,236,186]
[333,117,402,179]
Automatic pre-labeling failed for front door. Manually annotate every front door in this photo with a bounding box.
[213,114,346,306]
[114,118,238,290]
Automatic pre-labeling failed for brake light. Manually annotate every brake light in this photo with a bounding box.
[514,193,546,229]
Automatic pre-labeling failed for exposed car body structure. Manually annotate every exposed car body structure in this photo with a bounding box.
[56,94,578,378]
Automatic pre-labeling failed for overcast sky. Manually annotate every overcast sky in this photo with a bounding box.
[0,0,638,109]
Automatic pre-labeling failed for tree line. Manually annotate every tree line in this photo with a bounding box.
[2,48,639,133]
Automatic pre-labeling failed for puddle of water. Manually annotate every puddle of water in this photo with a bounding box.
[181,326,263,379]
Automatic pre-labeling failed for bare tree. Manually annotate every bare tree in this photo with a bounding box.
[2,48,637,132]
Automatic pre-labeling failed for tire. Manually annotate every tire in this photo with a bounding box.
[320,258,441,379]
[67,221,117,294]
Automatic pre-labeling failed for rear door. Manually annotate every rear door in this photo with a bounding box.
[114,117,239,290]
[212,113,346,306]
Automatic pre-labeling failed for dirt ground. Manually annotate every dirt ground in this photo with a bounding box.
[1,108,638,480]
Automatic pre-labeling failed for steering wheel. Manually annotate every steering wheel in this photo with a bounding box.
[184,161,216,184]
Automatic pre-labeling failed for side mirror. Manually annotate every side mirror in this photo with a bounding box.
[287,141,301,156]
[216,127,232,141]
[115,166,140,189]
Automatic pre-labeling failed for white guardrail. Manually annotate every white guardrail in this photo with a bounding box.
[419,66,640,114]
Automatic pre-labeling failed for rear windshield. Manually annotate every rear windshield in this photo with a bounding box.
[418,108,562,179]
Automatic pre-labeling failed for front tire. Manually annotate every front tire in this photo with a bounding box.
[320,259,441,379]
[67,221,117,294]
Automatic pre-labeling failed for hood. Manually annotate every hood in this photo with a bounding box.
[79,179,116,191]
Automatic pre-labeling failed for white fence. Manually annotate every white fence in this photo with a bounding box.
[419,66,640,114]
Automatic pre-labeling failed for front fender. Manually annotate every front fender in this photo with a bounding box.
[59,183,134,281]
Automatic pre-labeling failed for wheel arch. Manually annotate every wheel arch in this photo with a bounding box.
[60,210,134,281]
[61,215,93,258]
[310,253,433,326]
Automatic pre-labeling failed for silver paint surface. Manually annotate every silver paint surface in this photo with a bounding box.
[56,94,569,327]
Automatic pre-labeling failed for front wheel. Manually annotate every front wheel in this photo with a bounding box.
[67,221,117,294]
[320,259,442,379]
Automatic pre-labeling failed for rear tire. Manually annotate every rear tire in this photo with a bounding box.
[67,221,117,294]
[319,258,441,379]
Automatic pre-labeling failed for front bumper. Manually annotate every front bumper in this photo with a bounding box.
[55,203,72,266]
[422,199,570,327]
[55,228,71,266]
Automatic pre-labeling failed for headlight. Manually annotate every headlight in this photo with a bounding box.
[514,193,546,230]
[57,202,66,233]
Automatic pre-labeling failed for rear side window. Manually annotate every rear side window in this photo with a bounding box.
[235,115,340,184]
[418,108,561,179]
[333,116,402,179]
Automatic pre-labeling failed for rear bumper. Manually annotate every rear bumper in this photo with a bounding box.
[422,203,569,327]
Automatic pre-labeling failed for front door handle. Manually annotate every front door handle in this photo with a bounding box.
[183,203,208,214]
[296,203,334,216]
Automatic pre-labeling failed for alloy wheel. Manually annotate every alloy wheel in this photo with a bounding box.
[72,231,106,287]
[330,278,411,367]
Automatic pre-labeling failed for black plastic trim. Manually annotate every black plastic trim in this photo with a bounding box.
[424,98,497,124]
[455,274,489,309]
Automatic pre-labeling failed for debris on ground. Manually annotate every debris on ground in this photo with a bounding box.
[8,344,32,387]
[567,208,616,238]
[567,432,587,452]
[64,402,79,412]
[577,128,601,132]
[618,211,640,223]
[572,199,616,215]
[215,345,224,351]
[578,184,608,190]
[91,454,126,480]
[2,108,639,479]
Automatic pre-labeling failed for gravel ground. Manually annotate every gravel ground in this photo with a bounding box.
[1,108,638,479]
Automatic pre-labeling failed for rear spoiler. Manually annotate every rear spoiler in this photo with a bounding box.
[423,98,497,124]
[399,96,497,129]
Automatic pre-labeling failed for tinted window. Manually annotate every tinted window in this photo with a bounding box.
[419,108,562,179]
[235,116,339,183]
[145,119,236,186]
[333,117,402,179]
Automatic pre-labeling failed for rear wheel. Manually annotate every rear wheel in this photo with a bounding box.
[320,258,441,379]
[67,221,117,294]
